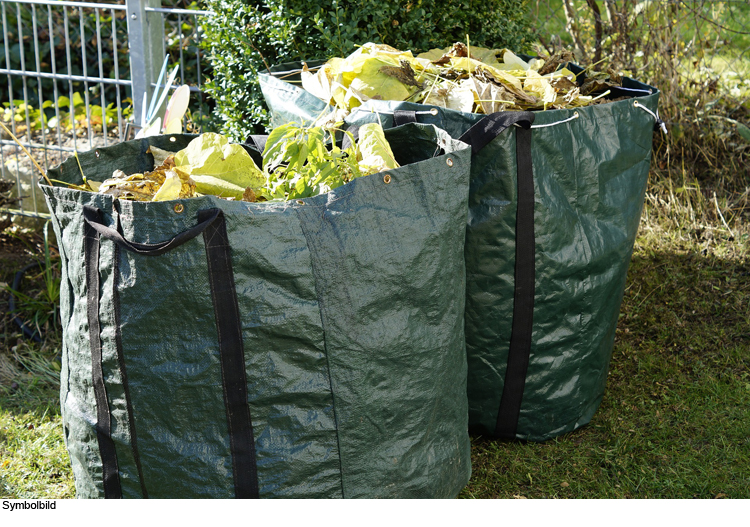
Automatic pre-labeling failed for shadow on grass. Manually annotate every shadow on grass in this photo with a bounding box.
[2,229,747,499]
[463,243,750,499]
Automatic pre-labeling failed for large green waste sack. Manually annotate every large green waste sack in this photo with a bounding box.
[261,62,661,442]
[42,124,474,498]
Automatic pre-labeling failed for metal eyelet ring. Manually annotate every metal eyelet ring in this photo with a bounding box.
[429,108,438,116]
[446,158,454,167]
[296,200,305,205]
[169,136,177,142]
[573,111,580,118]
[173,203,184,213]
[383,174,392,184]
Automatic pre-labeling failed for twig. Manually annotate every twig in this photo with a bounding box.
[713,191,735,239]
[0,121,53,186]
[585,0,603,63]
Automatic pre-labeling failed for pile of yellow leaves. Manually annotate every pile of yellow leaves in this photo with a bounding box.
[92,123,398,202]
[301,42,623,115]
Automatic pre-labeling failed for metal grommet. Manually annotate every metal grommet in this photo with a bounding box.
[446,158,454,167]
[169,136,177,142]
[573,111,580,118]
[429,108,438,116]
[383,174,392,184]
[173,203,184,213]
[296,200,305,205]
[633,100,640,107]
[95,150,100,158]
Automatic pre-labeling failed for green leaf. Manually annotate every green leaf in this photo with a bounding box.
[191,175,247,200]
[356,122,399,176]
[263,122,298,168]
[332,45,421,110]
[417,46,451,61]
[173,132,264,190]
[737,122,750,143]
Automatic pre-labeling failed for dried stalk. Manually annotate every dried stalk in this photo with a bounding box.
[0,121,53,186]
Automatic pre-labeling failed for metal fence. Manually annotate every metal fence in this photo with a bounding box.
[0,0,210,220]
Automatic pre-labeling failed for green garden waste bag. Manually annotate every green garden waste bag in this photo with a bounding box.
[261,61,661,442]
[42,124,474,498]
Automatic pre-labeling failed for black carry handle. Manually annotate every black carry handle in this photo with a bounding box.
[83,204,260,498]
[458,111,535,154]
[82,205,221,256]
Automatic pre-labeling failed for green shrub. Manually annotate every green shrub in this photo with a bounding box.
[201,0,534,139]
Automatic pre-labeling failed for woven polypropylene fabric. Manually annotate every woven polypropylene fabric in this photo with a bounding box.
[261,64,660,441]
[43,125,473,497]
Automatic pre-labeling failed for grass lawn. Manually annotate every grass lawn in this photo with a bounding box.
[1,184,748,499]
[463,191,750,498]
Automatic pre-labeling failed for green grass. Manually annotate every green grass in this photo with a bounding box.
[0,378,74,499]
[461,190,750,499]
[1,185,747,500]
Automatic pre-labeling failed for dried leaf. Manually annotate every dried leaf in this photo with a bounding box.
[550,75,578,93]
[152,170,182,201]
[303,42,628,116]
[470,78,514,114]
[524,71,557,107]
[422,86,451,108]
[339,54,419,109]
[417,47,451,63]
[149,145,177,167]
[301,59,343,103]
[242,187,257,202]
[493,50,530,71]
[537,49,575,76]
[479,67,537,104]
[468,47,502,68]
[581,78,615,96]
[445,80,476,113]
[379,60,423,89]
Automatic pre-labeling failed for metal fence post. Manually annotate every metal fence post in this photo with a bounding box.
[126,0,166,129]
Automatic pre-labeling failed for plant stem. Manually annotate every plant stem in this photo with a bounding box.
[0,121,53,186]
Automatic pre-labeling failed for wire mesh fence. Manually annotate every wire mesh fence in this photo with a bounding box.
[0,0,210,220]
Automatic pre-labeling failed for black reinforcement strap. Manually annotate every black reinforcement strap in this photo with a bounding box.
[84,208,122,498]
[393,109,418,126]
[200,209,259,499]
[84,206,258,497]
[494,124,535,439]
[112,242,148,498]
[459,111,537,439]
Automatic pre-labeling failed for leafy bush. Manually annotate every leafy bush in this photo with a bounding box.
[542,0,750,194]
[201,0,534,139]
